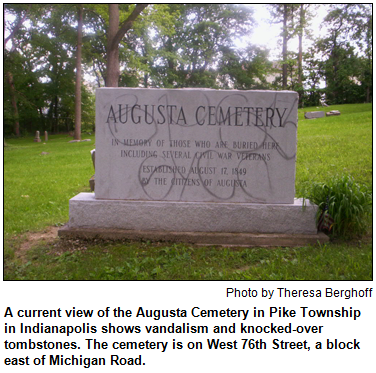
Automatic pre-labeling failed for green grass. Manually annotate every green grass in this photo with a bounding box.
[307,174,371,238]
[5,239,372,280]
[3,103,373,280]
[296,103,372,194]
[4,134,94,237]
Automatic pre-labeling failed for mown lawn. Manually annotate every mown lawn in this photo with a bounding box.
[3,103,372,280]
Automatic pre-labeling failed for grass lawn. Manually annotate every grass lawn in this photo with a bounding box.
[3,103,372,280]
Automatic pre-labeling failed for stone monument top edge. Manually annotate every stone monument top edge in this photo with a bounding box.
[95,87,298,95]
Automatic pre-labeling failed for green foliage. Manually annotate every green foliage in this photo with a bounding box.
[3,103,372,280]
[135,4,270,89]
[4,4,95,136]
[314,4,372,104]
[4,4,373,138]
[320,42,365,104]
[306,175,372,238]
[218,45,273,90]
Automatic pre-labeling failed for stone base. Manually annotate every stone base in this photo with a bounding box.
[89,175,95,192]
[59,193,328,247]
[58,227,328,247]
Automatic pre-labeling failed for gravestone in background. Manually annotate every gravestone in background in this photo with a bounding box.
[326,110,341,117]
[34,130,41,142]
[60,88,328,246]
[304,111,325,119]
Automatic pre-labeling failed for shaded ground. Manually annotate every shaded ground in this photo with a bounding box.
[16,226,59,261]
[5,226,372,281]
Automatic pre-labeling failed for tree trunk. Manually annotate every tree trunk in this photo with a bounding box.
[74,5,83,140]
[106,4,148,87]
[166,38,175,87]
[282,4,288,90]
[4,5,31,46]
[144,73,149,88]
[6,71,20,137]
[297,4,304,105]
[106,4,120,87]
[54,95,58,133]
[366,54,371,103]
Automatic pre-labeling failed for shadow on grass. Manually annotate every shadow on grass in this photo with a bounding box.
[4,231,372,281]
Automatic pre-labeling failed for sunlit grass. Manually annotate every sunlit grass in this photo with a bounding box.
[4,134,95,237]
[4,103,372,280]
[5,239,372,280]
[296,103,372,195]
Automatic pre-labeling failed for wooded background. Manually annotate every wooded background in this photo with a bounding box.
[4,4,372,138]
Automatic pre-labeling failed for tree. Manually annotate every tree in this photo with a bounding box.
[217,45,272,90]
[316,4,372,104]
[74,5,83,140]
[296,4,315,104]
[4,4,32,136]
[268,4,300,90]
[106,4,148,87]
[268,3,316,105]
[4,4,95,136]
[281,4,289,90]
[301,46,324,106]
[297,4,304,91]
[350,4,372,102]
[138,4,258,89]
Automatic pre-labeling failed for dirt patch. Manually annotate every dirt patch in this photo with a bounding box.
[16,226,59,260]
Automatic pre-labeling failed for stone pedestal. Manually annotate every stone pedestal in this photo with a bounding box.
[59,193,328,246]
[60,88,328,246]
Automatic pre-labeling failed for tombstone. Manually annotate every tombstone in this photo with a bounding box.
[68,139,92,143]
[44,131,48,141]
[59,88,328,246]
[34,131,41,142]
[89,149,95,192]
[326,110,340,117]
[304,111,325,119]
[90,149,95,169]
[89,176,95,192]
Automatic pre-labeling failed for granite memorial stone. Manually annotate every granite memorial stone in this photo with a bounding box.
[61,88,327,246]
[95,88,298,204]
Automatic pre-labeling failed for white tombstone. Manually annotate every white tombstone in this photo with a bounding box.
[326,110,341,117]
[95,88,298,204]
[61,88,327,246]
[304,111,325,119]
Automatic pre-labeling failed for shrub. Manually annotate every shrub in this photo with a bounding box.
[307,175,372,238]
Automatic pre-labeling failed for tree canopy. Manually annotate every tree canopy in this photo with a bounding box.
[4,3,372,136]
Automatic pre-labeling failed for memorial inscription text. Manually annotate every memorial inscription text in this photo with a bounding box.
[95,89,298,204]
